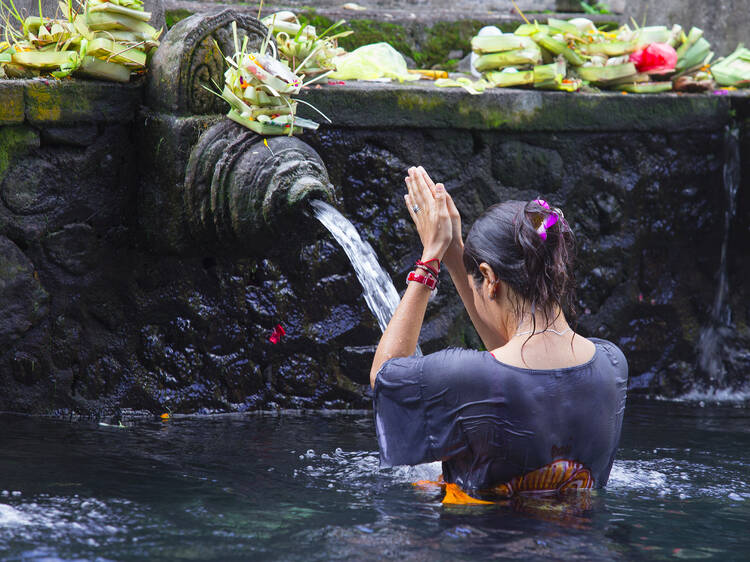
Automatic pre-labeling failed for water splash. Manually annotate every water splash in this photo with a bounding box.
[608,458,750,501]
[696,126,741,389]
[311,200,421,355]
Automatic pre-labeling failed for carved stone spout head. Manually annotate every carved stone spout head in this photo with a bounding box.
[259,138,333,223]
[184,120,334,248]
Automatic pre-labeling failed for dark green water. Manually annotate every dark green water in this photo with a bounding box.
[1,397,749,561]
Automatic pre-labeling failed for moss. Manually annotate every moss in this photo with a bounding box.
[395,91,443,112]
[165,9,193,29]
[298,11,516,69]
[454,94,546,129]
[411,20,485,68]
[25,86,59,122]
[0,126,39,184]
[299,12,414,61]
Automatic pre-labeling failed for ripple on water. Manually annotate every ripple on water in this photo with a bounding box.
[2,406,749,560]
[0,496,130,554]
[296,448,750,504]
[608,458,750,501]
[0,504,31,526]
[293,447,442,490]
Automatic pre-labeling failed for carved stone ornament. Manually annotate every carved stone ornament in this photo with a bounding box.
[184,120,333,246]
[146,9,273,115]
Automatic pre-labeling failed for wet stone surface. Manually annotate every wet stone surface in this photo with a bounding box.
[305,127,741,397]
[0,100,748,414]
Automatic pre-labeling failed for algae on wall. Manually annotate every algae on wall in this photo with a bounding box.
[298,12,495,69]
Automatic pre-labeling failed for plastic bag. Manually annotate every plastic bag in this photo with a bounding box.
[329,42,419,82]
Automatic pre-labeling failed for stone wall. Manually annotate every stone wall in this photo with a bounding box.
[1,71,748,415]
[296,91,749,397]
[0,80,142,414]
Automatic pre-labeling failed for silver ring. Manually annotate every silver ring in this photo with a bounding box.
[412,205,421,214]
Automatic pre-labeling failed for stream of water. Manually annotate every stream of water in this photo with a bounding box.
[310,199,421,355]
[1,398,748,561]
[696,126,741,389]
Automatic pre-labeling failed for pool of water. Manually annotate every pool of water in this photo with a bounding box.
[1,397,749,561]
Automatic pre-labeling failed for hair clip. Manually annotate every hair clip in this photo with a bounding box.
[532,198,559,241]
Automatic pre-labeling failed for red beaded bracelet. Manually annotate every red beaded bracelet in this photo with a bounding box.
[407,271,438,290]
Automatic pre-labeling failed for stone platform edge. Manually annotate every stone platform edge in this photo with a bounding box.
[1,76,748,132]
[297,81,745,132]
[0,79,144,126]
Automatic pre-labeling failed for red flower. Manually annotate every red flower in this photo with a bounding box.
[630,43,677,74]
[268,324,286,344]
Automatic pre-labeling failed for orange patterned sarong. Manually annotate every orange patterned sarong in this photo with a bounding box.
[413,459,593,505]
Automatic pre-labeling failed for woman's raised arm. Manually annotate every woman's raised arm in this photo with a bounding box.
[415,168,507,351]
[370,167,453,387]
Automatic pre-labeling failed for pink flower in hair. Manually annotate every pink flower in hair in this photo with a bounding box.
[533,199,559,241]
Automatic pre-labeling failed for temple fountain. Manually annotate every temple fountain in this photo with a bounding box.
[0,8,748,416]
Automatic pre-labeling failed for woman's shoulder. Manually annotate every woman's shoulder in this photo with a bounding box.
[377,347,493,383]
[421,347,496,372]
[587,337,629,382]
[588,337,627,365]
[375,347,494,396]
[423,346,489,361]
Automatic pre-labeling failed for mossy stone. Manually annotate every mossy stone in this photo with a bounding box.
[0,82,25,125]
[0,125,40,185]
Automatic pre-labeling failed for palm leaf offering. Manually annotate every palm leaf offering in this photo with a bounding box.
[261,11,351,76]
[710,45,750,88]
[466,15,744,93]
[0,0,161,81]
[204,21,329,136]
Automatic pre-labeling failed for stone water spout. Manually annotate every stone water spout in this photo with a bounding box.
[184,120,333,247]
[140,9,333,252]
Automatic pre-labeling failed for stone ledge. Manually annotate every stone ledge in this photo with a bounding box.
[297,81,742,132]
[20,79,144,126]
[0,82,25,125]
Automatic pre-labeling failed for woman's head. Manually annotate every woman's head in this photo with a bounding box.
[463,199,576,329]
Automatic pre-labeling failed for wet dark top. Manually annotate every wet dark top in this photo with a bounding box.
[373,338,628,491]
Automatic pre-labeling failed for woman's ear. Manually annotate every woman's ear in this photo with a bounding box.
[477,263,498,297]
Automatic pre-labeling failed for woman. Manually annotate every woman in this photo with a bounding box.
[370,166,627,499]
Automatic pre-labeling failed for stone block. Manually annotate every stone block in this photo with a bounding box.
[43,223,99,275]
[24,80,143,125]
[0,82,25,125]
[339,346,376,386]
[494,140,564,191]
[0,236,49,350]
[40,125,99,147]
[146,10,269,115]
[0,125,40,185]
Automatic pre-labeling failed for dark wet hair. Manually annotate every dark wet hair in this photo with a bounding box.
[462,200,576,331]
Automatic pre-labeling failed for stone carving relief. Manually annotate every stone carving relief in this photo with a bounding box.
[183,120,332,246]
[147,9,272,115]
